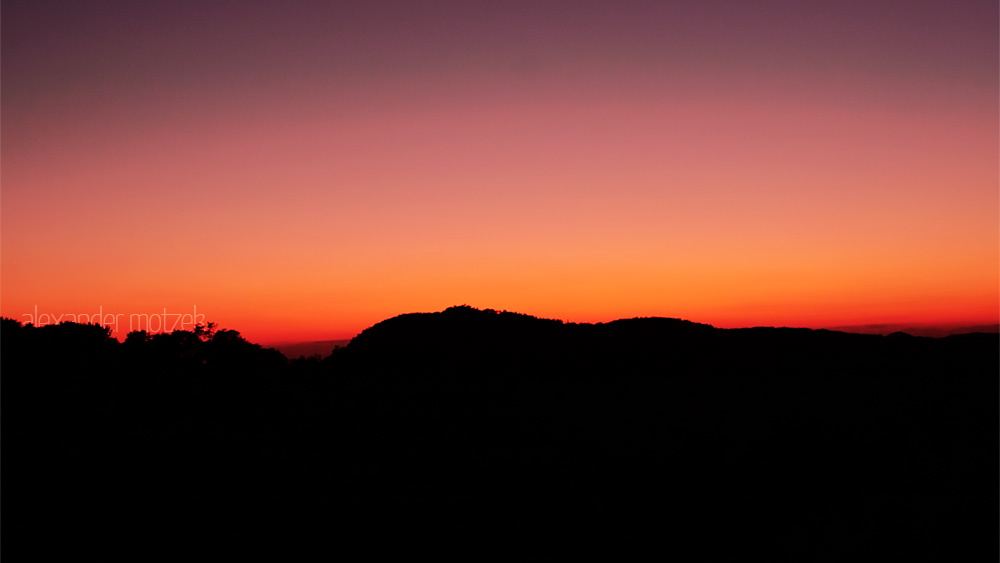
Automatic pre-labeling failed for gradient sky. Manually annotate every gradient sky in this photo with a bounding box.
[3,0,998,342]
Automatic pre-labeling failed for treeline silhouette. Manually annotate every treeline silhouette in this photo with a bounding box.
[3,306,997,559]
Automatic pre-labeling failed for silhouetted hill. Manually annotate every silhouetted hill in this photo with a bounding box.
[827,322,1000,337]
[344,305,717,364]
[340,305,994,380]
[2,308,997,560]
[268,338,351,359]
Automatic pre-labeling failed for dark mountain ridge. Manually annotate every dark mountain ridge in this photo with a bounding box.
[266,338,352,359]
[341,305,994,377]
[2,307,997,559]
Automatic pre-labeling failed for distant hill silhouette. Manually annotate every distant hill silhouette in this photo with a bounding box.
[826,322,1000,337]
[267,338,352,359]
[2,306,997,560]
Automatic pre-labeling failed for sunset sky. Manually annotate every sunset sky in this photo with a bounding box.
[3,0,997,343]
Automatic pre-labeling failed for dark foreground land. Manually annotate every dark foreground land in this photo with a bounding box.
[3,306,997,559]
